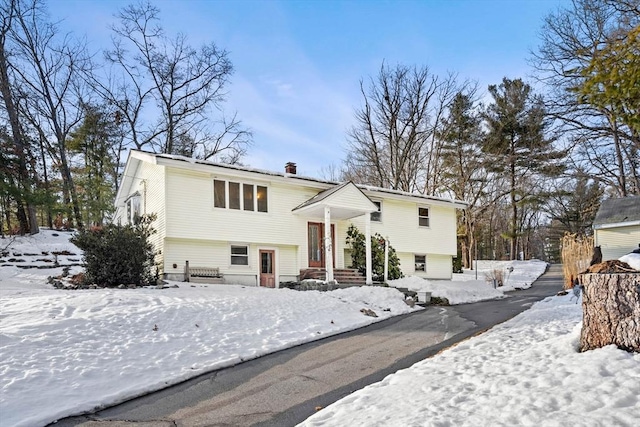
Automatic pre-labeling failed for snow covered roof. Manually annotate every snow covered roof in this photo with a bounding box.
[593,196,640,229]
[125,149,468,209]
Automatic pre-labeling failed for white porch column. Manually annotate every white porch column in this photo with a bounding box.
[365,212,373,285]
[384,237,389,282]
[324,206,334,283]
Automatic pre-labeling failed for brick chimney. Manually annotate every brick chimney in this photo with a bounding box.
[285,162,297,174]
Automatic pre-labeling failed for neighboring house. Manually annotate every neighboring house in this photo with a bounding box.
[113,150,467,287]
[593,195,640,260]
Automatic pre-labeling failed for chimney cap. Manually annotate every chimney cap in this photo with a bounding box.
[285,162,297,174]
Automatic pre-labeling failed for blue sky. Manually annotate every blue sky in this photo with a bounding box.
[54,0,566,177]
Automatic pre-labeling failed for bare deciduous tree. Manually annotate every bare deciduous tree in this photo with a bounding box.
[344,63,447,193]
[95,1,251,162]
[0,0,35,234]
[3,0,88,229]
[532,0,640,196]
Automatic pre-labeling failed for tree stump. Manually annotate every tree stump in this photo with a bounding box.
[580,273,640,352]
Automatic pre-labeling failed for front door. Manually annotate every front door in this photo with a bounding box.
[259,250,275,288]
[307,222,335,268]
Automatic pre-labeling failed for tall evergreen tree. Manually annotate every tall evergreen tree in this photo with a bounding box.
[438,91,486,268]
[67,105,122,226]
[483,78,565,260]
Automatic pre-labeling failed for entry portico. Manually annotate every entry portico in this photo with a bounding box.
[292,181,378,284]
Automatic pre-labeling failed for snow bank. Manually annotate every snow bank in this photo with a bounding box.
[301,293,640,426]
[388,276,504,304]
[619,252,640,271]
[389,260,548,304]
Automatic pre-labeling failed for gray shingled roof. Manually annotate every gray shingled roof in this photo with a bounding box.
[593,196,640,225]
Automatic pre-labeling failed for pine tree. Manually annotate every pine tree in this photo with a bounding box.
[67,105,121,226]
[438,91,485,268]
[483,78,565,260]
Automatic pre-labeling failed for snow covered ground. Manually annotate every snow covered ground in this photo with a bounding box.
[301,290,640,427]
[389,259,549,304]
[1,231,420,427]
[302,254,640,426]
[1,230,636,427]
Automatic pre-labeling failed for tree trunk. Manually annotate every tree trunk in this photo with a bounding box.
[580,273,640,353]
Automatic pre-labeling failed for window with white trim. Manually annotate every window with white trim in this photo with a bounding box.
[213,180,268,212]
[370,201,382,222]
[214,180,226,208]
[126,193,141,224]
[415,254,426,272]
[418,207,430,227]
[230,245,249,266]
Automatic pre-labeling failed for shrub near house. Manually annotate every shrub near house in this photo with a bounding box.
[71,214,157,287]
[346,225,402,281]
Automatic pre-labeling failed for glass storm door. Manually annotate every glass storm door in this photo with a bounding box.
[259,250,275,288]
[307,222,335,268]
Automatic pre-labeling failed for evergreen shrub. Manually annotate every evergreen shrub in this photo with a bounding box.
[452,256,463,273]
[71,214,157,287]
[345,224,403,281]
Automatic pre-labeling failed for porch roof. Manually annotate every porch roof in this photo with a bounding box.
[292,181,378,220]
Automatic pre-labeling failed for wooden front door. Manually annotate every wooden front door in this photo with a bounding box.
[307,222,335,268]
[259,250,276,288]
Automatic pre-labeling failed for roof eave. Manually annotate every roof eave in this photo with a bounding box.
[593,220,640,230]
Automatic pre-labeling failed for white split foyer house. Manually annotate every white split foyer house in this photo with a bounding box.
[114,149,467,287]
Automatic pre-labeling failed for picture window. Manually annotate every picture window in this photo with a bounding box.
[213,179,268,213]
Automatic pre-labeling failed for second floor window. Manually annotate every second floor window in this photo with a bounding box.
[214,180,268,212]
[418,207,430,227]
[370,201,382,222]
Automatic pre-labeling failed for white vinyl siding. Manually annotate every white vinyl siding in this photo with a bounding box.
[115,160,167,272]
[426,254,453,279]
[595,225,640,260]
[347,200,457,256]
[156,164,459,281]
[162,239,299,284]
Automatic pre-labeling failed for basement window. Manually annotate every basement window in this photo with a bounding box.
[231,245,249,266]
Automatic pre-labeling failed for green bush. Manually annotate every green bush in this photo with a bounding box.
[452,256,463,274]
[346,224,403,281]
[71,214,158,287]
